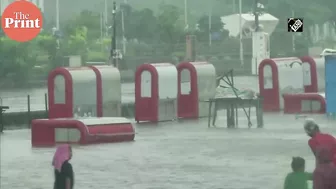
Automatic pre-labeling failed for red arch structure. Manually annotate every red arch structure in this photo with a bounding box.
[48,67,86,118]
[135,63,177,122]
[258,57,304,111]
[48,66,121,118]
[89,65,121,117]
[135,64,159,122]
[300,56,325,93]
[177,62,216,118]
[31,117,135,147]
[88,66,103,116]
[283,93,325,114]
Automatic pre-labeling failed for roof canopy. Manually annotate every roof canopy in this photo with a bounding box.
[221,13,279,37]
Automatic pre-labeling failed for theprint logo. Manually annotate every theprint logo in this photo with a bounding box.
[1,0,43,42]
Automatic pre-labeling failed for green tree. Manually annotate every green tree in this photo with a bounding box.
[125,8,158,42]
[196,14,228,42]
[0,38,38,86]
[63,10,100,42]
[156,4,184,45]
[36,34,59,68]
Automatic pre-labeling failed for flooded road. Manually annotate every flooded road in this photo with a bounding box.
[0,76,259,112]
[1,113,334,189]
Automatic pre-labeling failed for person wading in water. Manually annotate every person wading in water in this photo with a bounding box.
[52,144,74,189]
[313,146,336,189]
[304,118,336,166]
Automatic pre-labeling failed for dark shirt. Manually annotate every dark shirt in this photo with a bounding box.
[54,161,74,189]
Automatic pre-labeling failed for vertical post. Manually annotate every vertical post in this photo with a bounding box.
[208,2,212,46]
[184,0,188,29]
[44,93,48,117]
[239,0,244,66]
[100,11,103,52]
[56,0,59,30]
[212,101,218,126]
[235,104,238,126]
[256,96,264,128]
[254,0,260,32]
[207,100,213,127]
[0,107,3,133]
[104,0,108,37]
[121,4,126,54]
[111,1,117,67]
[27,95,31,128]
[230,104,235,128]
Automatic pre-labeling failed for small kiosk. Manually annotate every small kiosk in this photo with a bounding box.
[258,57,304,111]
[31,117,135,147]
[135,63,178,122]
[48,67,98,118]
[177,62,217,118]
[300,56,325,93]
[89,65,121,117]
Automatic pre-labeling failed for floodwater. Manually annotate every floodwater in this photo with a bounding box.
[0,76,259,112]
[1,113,335,189]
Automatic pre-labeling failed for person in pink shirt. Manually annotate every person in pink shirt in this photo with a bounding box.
[313,146,336,189]
[52,144,74,189]
[304,119,336,165]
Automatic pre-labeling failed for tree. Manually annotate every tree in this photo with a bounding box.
[125,8,158,42]
[156,4,184,45]
[196,14,228,42]
[0,38,38,86]
[63,10,100,42]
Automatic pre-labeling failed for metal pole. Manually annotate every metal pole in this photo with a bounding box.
[254,0,260,32]
[209,3,212,46]
[104,0,108,37]
[239,0,244,65]
[184,0,188,29]
[100,12,103,52]
[121,7,126,54]
[56,0,59,29]
[111,1,117,67]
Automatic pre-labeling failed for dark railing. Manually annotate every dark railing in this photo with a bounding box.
[0,93,48,129]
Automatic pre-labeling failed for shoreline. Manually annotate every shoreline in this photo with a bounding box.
[2,103,135,127]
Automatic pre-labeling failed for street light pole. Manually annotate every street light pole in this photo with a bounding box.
[56,0,59,30]
[253,0,260,32]
[121,5,126,54]
[104,0,108,37]
[239,0,243,66]
[209,3,212,46]
[111,1,117,67]
[184,0,188,29]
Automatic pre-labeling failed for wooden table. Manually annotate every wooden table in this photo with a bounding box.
[207,97,263,128]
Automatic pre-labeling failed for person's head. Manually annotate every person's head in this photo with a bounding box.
[52,144,72,171]
[304,118,320,137]
[291,157,305,172]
